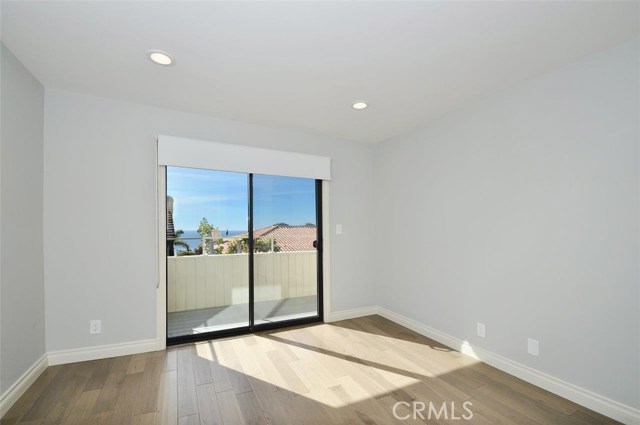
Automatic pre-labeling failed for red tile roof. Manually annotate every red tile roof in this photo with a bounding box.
[254,224,317,252]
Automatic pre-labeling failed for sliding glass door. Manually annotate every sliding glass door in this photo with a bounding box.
[166,168,250,339]
[166,167,322,344]
[252,174,320,325]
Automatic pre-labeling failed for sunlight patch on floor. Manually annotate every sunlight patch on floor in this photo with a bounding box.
[460,340,480,360]
[193,321,481,408]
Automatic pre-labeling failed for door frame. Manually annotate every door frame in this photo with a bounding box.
[156,165,167,351]
[156,167,329,347]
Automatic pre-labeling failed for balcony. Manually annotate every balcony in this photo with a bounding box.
[167,251,318,337]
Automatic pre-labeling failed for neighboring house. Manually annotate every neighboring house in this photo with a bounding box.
[253,224,317,252]
[220,224,317,253]
[166,196,176,256]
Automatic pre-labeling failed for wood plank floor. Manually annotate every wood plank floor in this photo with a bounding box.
[2,315,619,425]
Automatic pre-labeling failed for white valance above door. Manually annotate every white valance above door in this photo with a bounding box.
[157,135,331,180]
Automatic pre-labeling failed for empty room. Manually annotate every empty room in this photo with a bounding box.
[0,1,638,424]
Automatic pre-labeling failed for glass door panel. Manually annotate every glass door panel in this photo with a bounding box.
[166,167,249,340]
[252,174,320,325]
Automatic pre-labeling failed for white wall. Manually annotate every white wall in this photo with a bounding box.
[0,44,45,394]
[43,90,376,352]
[374,38,640,408]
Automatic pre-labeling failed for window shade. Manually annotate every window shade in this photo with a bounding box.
[157,135,331,180]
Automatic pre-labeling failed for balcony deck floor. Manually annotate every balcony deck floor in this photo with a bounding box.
[167,295,318,338]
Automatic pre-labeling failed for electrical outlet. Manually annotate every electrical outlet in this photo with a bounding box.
[336,224,343,235]
[90,320,102,335]
[527,338,539,356]
[476,322,486,338]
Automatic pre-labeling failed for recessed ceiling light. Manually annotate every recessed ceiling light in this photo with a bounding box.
[352,101,368,110]
[147,50,173,66]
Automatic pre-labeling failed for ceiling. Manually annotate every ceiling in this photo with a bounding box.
[2,1,638,143]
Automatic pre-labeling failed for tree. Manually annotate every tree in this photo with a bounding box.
[224,238,248,254]
[224,237,281,254]
[193,238,224,255]
[197,217,220,254]
[173,229,191,253]
[255,237,281,252]
[214,238,225,254]
[197,217,215,238]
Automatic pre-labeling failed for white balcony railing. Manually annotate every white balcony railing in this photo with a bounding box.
[167,251,318,313]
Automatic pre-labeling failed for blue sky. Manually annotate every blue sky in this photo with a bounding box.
[167,167,316,231]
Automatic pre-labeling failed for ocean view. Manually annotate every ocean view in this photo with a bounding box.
[174,229,245,251]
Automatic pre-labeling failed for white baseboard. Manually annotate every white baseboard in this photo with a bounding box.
[375,307,640,425]
[47,339,161,366]
[0,354,48,418]
[325,306,379,323]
